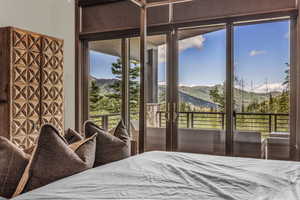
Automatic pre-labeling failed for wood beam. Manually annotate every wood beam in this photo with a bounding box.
[139,2,147,153]
[75,0,84,132]
[225,23,234,156]
[130,0,145,7]
[295,3,300,161]
[290,16,298,160]
[121,38,130,130]
[146,0,193,8]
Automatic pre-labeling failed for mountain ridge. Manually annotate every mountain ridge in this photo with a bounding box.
[91,77,281,110]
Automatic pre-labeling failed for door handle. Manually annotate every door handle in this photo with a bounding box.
[165,103,179,123]
[173,103,178,123]
[165,103,170,123]
[233,110,237,117]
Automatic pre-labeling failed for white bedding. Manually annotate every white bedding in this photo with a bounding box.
[13,151,300,200]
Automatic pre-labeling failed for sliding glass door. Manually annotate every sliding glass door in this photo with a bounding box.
[233,20,291,159]
[87,34,168,153]
[88,39,122,130]
[85,17,293,161]
[172,19,292,160]
[128,34,168,152]
[175,25,227,155]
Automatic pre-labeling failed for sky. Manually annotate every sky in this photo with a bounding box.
[90,20,290,93]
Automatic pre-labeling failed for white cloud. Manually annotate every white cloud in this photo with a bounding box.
[158,81,166,86]
[249,50,267,56]
[234,80,286,93]
[158,35,206,63]
[254,83,285,93]
[179,83,216,87]
[179,35,206,52]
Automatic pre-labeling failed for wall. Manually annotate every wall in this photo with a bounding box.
[0,0,75,129]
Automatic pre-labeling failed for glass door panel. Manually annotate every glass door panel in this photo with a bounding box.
[129,34,167,152]
[177,26,227,155]
[233,20,290,160]
[88,39,122,131]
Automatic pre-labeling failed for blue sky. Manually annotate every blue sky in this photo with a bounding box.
[90,20,290,92]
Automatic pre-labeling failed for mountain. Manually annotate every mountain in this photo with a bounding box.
[178,84,281,107]
[179,91,218,109]
[91,77,281,110]
[90,76,118,93]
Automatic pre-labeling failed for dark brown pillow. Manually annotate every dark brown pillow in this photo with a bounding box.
[64,128,83,144]
[13,124,97,197]
[84,120,130,167]
[0,137,29,198]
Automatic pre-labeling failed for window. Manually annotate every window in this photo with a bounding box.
[88,39,122,130]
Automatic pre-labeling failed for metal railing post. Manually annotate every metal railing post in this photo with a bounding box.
[159,112,162,128]
[187,113,190,128]
[222,113,225,130]
[269,114,272,133]
[103,115,109,131]
[191,113,194,128]
[274,114,277,132]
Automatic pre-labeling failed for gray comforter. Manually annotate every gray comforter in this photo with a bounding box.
[13,151,300,200]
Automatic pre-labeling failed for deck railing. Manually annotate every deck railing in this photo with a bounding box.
[90,112,289,133]
[158,111,289,132]
[90,112,139,131]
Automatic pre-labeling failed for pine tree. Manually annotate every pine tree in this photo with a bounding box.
[283,63,290,89]
[105,59,140,114]
[209,86,225,111]
[89,80,103,114]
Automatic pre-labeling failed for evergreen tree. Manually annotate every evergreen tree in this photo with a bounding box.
[105,59,140,114]
[283,63,290,89]
[209,86,225,111]
[246,100,260,112]
[277,91,289,113]
[89,80,103,114]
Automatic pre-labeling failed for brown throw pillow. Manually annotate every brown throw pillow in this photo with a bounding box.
[64,128,83,144]
[13,124,97,197]
[84,120,130,167]
[0,137,29,198]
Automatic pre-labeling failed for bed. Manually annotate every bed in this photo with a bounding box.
[13,151,300,200]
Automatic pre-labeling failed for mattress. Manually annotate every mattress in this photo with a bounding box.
[13,151,300,200]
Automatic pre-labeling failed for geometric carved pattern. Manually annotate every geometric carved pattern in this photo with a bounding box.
[5,28,64,150]
[40,36,64,133]
[11,29,41,150]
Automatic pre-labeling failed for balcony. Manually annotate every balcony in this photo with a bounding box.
[90,111,289,159]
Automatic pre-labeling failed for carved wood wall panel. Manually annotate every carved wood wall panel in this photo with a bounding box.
[11,29,42,149]
[0,27,64,150]
[41,37,64,132]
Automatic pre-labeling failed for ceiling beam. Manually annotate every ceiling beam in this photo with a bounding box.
[130,0,145,7]
[78,0,193,8]
[146,0,193,8]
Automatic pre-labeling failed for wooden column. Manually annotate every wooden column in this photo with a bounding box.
[122,38,130,130]
[290,16,297,160]
[147,49,159,103]
[295,6,300,160]
[139,2,147,153]
[75,0,84,132]
[225,22,234,156]
[170,29,179,152]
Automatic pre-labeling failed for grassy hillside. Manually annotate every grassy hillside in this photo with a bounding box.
[177,84,280,107]
[91,77,281,110]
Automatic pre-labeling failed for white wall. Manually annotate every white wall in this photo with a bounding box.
[0,0,75,129]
